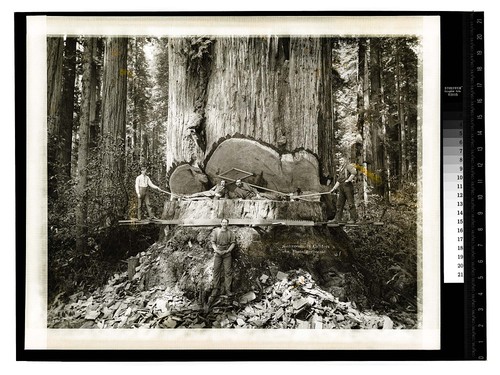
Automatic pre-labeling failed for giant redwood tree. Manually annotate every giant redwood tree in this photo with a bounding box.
[165,36,336,188]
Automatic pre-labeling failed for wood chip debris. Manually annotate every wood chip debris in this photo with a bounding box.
[48,259,402,329]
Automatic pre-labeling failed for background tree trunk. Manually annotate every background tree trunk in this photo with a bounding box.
[395,41,406,187]
[100,37,128,221]
[89,39,103,149]
[356,39,369,210]
[47,38,64,136]
[47,37,64,200]
[379,43,390,203]
[59,37,77,180]
[75,38,97,253]
[369,38,384,197]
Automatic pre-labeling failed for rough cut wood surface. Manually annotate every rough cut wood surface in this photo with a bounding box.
[205,138,321,193]
[161,199,325,222]
[168,164,209,195]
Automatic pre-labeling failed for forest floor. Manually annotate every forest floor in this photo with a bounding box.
[346,184,419,328]
[47,185,419,330]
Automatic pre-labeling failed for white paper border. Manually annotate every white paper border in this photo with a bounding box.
[25,15,441,351]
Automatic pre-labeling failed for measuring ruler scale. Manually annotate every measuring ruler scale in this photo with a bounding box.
[442,12,486,360]
[443,113,464,283]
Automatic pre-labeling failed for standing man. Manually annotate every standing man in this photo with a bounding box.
[330,157,358,223]
[209,218,236,302]
[135,166,161,220]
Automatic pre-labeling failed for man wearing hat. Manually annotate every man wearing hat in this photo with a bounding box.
[135,166,161,220]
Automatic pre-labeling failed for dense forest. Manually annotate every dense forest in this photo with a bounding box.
[47,35,420,329]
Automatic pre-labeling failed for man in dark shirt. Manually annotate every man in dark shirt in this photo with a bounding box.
[185,180,227,200]
[330,157,358,223]
[232,179,262,199]
[209,218,236,301]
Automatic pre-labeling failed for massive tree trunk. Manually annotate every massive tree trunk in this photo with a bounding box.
[101,37,128,220]
[59,37,77,179]
[166,36,335,180]
[75,38,97,253]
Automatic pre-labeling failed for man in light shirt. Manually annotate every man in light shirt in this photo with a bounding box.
[330,157,358,224]
[135,166,161,220]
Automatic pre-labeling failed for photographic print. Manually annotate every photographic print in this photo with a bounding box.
[24,15,441,351]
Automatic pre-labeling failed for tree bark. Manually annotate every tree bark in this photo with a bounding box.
[47,37,64,136]
[379,41,390,203]
[369,38,384,196]
[59,37,77,179]
[75,38,97,253]
[101,37,128,220]
[89,38,102,149]
[395,41,407,186]
[356,39,369,208]
[166,36,335,177]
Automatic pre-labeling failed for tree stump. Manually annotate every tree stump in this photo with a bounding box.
[143,198,357,305]
[161,199,325,222]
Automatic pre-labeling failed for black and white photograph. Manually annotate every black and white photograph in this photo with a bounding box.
[24,15,441,351]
